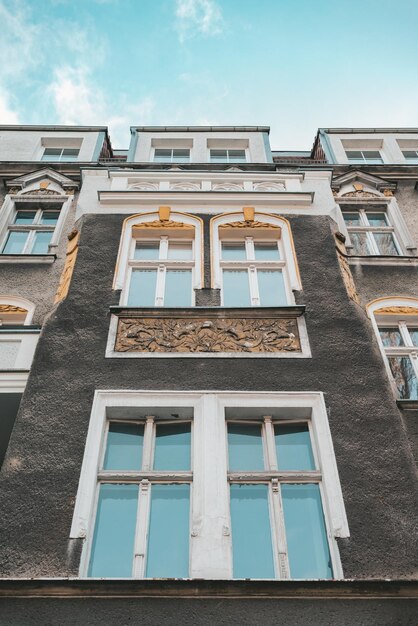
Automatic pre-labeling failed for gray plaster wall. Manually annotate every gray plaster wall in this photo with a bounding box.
[0,214,417,580]
[0,186,78,325]
[1,597,417,626]
[394,181,418,245]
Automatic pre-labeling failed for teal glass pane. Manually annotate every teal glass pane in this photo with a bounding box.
[103,422,144,470]
[282,483,333,579]
[373,233,399,255]
[61,148,79,160]
[350,232,371,255]
[164,270,192,306]
[172,149,190,162]
[210,149,227,162]
[40,211,60,225]
[2,231,28,254]
[223,270,250,306]
[408,329,418,347]
[221,242,247,260]
[230,484,275,579]
[275,423,315,471]
[32,231,52,254]
[154,423,191,470]
[254,243,280,260]
[388,356,418,399]
[228,423,264,470]
[146,484,190,578]
[228,150,246,162]
[367,213,387,227]
[154,148,172,162]
[167,242,193,260]
[134,242,159,260]
[379,327,404,347]
[257,270,287,306]
[14,211,36,224]
[41,148,61,161]
[88,483,138,577]
[342,212,360,226]
[127,269,157,306]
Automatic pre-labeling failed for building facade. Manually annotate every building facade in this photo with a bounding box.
[0,126,417,624]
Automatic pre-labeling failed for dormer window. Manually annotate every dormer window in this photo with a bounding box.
[210,149,246,163]
[402,150,418,163]
[41,147,80,162]
[153,148,190,163]
[345,150,383,164]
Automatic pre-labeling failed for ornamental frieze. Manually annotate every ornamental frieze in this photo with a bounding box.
[115,316,300,354]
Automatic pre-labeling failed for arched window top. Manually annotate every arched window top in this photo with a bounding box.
[0,296,35,325]
[367,296,418,318]
[113,208,203,305]
[211,210,302,302]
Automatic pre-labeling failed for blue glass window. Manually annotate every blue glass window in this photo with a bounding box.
[103,422,144,471]
[127,269,157,306]
[228,423,264,471]
[222,270,251,307]
[2,231,28,254]
[257,270,287,306]
[153,423,191,471]
[32,231,52,254]
[164,270,192,306]
[275,423,315,471]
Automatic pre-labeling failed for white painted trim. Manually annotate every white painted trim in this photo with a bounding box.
[0,371,28,392]
[0,332,38,369]
[0,296,35,324]
[71,390,347,580]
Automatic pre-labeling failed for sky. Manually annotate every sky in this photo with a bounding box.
[0,0,417,149]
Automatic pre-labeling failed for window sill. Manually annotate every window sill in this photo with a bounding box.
[396,399,418,411]
[0,254,56,264]
[347,255,418,266]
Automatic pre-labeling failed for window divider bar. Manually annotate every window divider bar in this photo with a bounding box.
[227,471,321,482]
[263,416,278,471]
[271,479,290,579]
[133,479,150,578]
[142,416,155,471]
[97,471,193,481]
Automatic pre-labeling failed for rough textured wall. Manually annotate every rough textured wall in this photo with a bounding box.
[0,188,78,324]
[395,181,418,246]
[0,214,417,579]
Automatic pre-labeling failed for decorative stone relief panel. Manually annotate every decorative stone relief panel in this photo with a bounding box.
[170,182,201,191]
[128,182,159,191]
[212,182,244,191]
[253,182,286,191]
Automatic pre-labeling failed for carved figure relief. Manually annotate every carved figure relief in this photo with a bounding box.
[375,306,418,315]
[115,317,300,354]
[0,305,27,314]
[335,233,360,304]
[54,229,80,303]
[220,221,281,230]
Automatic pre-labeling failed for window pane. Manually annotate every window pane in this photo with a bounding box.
[223,270,251,307]
[2,231,28,254]
[388,357,418,400]
[342,212,361,226]
[282,483,332,579]
[367,213,388,227]
[164,270,192,306]
[345,151,363,160]
[103,422,144,470]
[254,242,280,260]
[32,231,52,254]
[408,328,418,347]
[364,151,382,161]
[154,148,172,161]
[373,233,399,255]
[221,242,247,260]
[172,149,190,162]
[14,211,36,224]
[88,483,138,577]
[210,149,227,162]
[153,422,191,470]
[379,327,404,347]
[403,151,418,162]
[127,269,157,306]
[257,270,287,306]
[40,211,60,225]
[349,232,371,255]
[275,423,315,471]
[228,423,264,471]
[228,149,246,162]
[230,484,275,579]
[146,484,190,578]
[134,242,160,260]
[42,148,61,161]
[167,242,193,260]
[62,148,79,157]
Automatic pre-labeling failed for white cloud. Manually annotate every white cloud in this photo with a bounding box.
[0,92,19,124]
[175,0,224,41]
[49,65,154,147]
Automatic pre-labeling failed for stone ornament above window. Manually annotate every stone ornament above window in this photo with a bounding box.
[128,182,159,191]
[169,182,201,191]
[253,182,286,191]
[212,182,244,191]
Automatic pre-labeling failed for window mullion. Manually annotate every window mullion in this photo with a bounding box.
[23,230,34,254]
[132,478,150,578]
[155,265,166,306]
[248,266,260,305]
[271,480,290,579]
[398,321,413,347]
[366,232,379,255]
[142,416,155,471]
[263,416,277,470]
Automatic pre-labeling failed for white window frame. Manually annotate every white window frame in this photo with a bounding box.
[345,150,384,164]
[402,150,418,163]
[0,205,61,255]
[368,298,418,400]
[41,147,80,162]
[342,207,402,256]
[123,236,196,307]
[152,148,191,163]
[209,148,248,163]
[70,390,348,580]
[219,236,290,306]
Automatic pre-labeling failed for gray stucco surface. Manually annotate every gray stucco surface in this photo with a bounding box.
[0,213,417,580]
[0,597,417,626]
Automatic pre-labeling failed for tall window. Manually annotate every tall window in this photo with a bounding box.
[342,208,400,255]
[126,237,195,307]
[345,150,383,164]
[72,392,347,580]
[220,238,288,306]
[210,149,246,163]
[41,148,80,162]
[228,417,332,579]
[1,206,60,255]
[88,417,192,578]
[378,323,418,400]
[153,148,190,163]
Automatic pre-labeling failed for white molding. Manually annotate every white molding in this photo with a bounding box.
[0,296,35,324]
[0,255,55,264]
[0,371,28,392]
[71,390,347,580]
[348,256,418,266]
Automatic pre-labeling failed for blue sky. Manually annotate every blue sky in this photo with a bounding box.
[1,0,417,149]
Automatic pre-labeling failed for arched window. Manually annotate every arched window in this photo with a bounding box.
[211,209,301,307]
[368,297,418,400]
[113,208,203,307]
[0,297,35,325]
